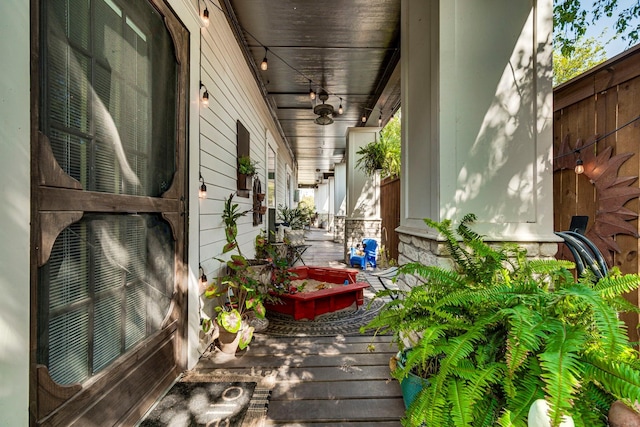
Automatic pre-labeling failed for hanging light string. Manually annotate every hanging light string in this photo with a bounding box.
[201,0,378,108]
[553,114,640,160]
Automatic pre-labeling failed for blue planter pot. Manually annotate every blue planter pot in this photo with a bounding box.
[397,350,430,409]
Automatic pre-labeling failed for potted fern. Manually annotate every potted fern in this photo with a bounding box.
[363,214,640,426]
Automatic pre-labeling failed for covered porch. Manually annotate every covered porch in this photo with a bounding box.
[1,0,557,425]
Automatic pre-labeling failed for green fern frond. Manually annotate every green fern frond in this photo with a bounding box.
[594,273,640,300]
[504,359,544,421]
[474,395,501,426]
[539,324,586,424]
[582,382,616,413]
[459,362,503,417]
[571,384,611,426]
[496,410,527,427]
[406,382,446,426]
[502,305,544,374]
[527,258,575,273]
[449,379,473,427]
[365,214,640,426]
[560,284,629,355]
[398,261,466,289]
[456,213,481,241]
[609,296,640,314]
[583,356,640,404]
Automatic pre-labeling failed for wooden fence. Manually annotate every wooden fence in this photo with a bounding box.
[554,44,640,339]
[380,176,400,264]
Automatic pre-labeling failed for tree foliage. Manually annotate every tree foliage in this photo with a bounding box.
[553,36,607,85]
[554,0,640,56]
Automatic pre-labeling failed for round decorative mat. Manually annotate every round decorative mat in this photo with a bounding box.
[260,297,385,337]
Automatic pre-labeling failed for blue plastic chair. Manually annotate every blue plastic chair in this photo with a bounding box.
[349,238,378,269]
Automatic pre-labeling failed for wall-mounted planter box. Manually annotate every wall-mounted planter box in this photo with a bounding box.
[237,172,252,190]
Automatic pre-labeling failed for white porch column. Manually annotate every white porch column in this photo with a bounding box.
[400,0,556,237]
[328,176,335,231]
[398,0,557,272]
[314,182,329,228]
[333,163,347,242]
[344,127,383,260]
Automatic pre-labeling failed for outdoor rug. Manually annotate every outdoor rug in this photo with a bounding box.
[139,372,275,427]
[261,297,386,337]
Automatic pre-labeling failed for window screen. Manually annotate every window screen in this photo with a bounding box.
[39,215,174,385]
[45,0,176,197]
[38,0,179,386]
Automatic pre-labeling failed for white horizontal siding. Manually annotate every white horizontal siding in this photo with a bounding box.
[197,3,294,285]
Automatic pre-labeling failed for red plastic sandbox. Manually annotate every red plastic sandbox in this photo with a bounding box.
[266,266,368,321]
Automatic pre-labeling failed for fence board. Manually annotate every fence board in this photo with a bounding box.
[380,177,400,264]
[554,46,640,339]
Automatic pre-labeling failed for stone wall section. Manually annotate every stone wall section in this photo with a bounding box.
[343,218,381,263]
[334,216,345,244]
[396,231,559,290]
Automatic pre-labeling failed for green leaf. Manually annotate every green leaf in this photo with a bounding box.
[449,379,472,426]
[227,255,248,271]
[238,325,254,350]
[223,241,237,253]
[538,323,585,424]
[204,283,225,299]
[217,309,241,333]
[253,301,266,318]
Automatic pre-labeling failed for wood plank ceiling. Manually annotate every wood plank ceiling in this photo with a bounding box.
[222,0,401,186]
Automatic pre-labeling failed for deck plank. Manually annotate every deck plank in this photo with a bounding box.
[197,352,395,369]
[270,379,402,400]
[267,398,405,422]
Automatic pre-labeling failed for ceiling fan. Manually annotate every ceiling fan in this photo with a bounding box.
[313,89,335,125]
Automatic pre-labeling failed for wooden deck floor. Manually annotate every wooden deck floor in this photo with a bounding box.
[195,334,404,426]
[191,228,405,426]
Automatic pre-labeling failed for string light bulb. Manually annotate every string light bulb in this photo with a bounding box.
[200,82,209,108]
[575,158,584,175]
[199,173,207,199]
[199,265,208,285]
[378,112,383,127]
[201,6,209,27]
[361,112,367,123]
[338,98,343,114]
[309,80,316,100]
[260,47,268,71]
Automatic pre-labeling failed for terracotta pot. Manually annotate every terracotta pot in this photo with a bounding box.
[609,401,640,427]
[256,193,266,202]
[259,205,267,215]
[217,327,240,354]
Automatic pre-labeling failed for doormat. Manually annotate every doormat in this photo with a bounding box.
[262,297,386,337]
[139,380,263,427]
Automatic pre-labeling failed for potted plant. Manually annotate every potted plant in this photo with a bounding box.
[363,213,640,426]
[277,204,306,246]
[237,155,257,190]
[204,193,270,353]
[354,130,400,179]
